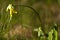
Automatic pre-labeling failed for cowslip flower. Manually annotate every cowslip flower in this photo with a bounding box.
[6,4,17,20]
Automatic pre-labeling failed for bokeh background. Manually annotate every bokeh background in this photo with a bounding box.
[0,0,59,40]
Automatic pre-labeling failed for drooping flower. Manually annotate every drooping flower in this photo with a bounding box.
[6,4,17,20]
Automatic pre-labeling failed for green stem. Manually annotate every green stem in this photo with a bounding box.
[54,29,58,40]
[13,5,41,24]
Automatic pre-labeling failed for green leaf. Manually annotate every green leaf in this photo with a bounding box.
[48,29,53,40]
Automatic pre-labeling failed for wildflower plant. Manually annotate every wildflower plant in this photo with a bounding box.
[6,4,17,22]
[0,4,18,37]
[34,27,44,40]
[34,24,58,40]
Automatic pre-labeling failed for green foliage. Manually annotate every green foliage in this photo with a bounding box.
[0,0,58,40]
[48,29,53,40]
[53,28,58,40]
[34,25,58,40]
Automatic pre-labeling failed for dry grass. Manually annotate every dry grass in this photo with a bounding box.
[4,25,33,39]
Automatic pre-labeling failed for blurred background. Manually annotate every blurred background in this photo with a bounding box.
[0,0,59,40]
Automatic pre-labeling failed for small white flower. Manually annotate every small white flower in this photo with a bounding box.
[34,27,44,37]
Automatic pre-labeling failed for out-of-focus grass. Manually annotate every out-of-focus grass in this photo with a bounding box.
[0,0,59,40]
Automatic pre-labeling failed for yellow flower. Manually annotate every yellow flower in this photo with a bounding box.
[6,4,17,20]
